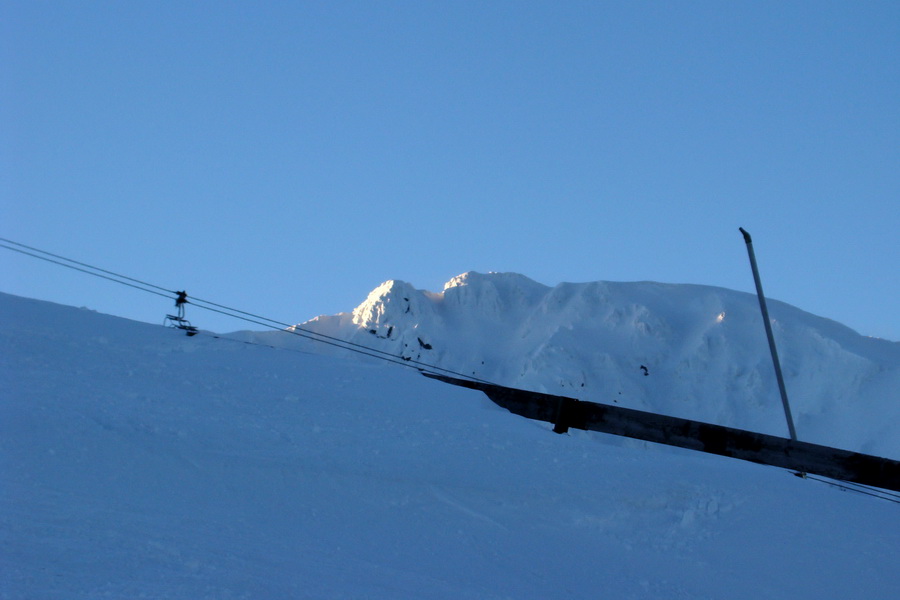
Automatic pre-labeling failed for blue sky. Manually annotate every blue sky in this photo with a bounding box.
[3,1,898,339]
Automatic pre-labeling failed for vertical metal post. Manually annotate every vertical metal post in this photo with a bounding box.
[739,228,798,441]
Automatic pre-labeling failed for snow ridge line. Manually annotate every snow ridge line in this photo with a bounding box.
[1,237,497,386]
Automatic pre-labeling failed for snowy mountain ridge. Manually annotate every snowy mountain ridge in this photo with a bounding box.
[3,290,900,599]
[298,271,900,457]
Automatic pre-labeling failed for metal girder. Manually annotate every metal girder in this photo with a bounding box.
[425,373,900,493]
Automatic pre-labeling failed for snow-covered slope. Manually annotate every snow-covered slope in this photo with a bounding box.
[2,291,899,599]
[299,272,900,457]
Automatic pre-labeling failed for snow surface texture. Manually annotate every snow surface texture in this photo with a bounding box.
[2,288,899,599]
[299,272,900,457]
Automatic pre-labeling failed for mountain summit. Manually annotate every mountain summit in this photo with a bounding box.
[300,272,900,457]
[4,289,899,598]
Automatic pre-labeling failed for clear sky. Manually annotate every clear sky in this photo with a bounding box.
[2,1,898,340]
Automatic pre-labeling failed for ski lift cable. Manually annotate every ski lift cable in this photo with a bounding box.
[0,242,173,300]
[0,237,492,381]
[186,293,491,381]
[817,477,900,502]
[0,238,175,296]
[0,238,494,384]
[188,295,411,357]
[190,326,469,382]
[6,238,897,498]
[818,474,900,500]
[189,300,473,375]
[792,471,900,504]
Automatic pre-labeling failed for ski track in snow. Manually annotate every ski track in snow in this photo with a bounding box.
[1,290,899,599]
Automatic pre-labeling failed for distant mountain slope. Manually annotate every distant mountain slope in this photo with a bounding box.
[298,272,900,456]
[3,291,900,599]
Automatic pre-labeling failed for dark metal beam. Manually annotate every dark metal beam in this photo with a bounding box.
[425,373,900,493]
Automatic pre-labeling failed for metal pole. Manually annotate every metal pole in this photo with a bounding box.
[739,228,798,441]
